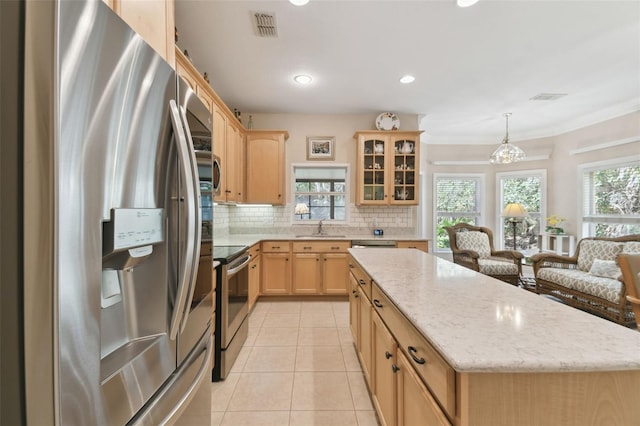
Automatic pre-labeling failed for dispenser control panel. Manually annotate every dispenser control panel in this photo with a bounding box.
[111,208,164,250]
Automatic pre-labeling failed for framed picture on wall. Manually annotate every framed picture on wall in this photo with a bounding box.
[307,136,335,160]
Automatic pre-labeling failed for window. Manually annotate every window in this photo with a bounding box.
[433,174,484,251]
[497,170,546,252]
[580,158,640,237]
[292,164,348,222]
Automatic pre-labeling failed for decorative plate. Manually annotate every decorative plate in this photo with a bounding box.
[375,112,400,131]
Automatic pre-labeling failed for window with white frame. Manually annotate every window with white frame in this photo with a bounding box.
[292,164,348,222]
[497,170,546,252]
[434,174,484,251]
[580,158,640,237]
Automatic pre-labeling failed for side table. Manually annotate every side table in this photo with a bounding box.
[539,233,575,256]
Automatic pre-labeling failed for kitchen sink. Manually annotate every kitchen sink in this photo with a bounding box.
[295,234,347,239]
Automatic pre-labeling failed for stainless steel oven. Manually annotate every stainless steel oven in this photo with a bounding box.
[213,246,250,381]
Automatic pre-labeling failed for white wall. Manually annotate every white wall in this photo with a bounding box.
[218,111,639,239]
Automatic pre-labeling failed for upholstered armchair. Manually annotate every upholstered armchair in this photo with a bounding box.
[617,253,640,329]
[445,223,524,285]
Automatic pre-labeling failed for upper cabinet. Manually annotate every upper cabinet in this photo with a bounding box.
[104,0,176,68]
[175,49,214,111]
[245,130,289,205]
[354,131,422,205]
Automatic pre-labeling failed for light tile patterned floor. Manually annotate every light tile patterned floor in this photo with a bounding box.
[210,300,380,426]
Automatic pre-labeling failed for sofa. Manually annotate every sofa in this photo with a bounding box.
[530,235,640,326]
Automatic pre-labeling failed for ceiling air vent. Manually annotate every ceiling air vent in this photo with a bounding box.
[529,93,568,101]
[252,12,278,38]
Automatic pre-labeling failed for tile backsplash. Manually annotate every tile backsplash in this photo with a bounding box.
[213,204,417,236]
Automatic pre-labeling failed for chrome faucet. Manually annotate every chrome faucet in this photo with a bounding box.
[316,220,324,235]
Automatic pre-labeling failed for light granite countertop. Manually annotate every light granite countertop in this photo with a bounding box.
[214,233,427,248]
[349,248,640,373]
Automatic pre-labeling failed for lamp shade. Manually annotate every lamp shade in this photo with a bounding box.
[294,203,309,215]
[502,203,528,218]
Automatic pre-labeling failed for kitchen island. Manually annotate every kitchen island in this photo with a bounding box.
[348,248,640,426]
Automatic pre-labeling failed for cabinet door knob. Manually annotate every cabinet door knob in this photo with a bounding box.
[392,364,400,373]
[385,351,392,359]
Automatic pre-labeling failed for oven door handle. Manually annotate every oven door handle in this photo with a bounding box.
[227,255,252,277]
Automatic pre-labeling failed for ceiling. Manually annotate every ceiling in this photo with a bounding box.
[175,0,640,144]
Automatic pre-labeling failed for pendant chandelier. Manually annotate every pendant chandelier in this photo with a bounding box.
[489,113,526,164]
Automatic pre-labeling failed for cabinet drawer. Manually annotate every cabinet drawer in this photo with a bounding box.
[249,243,261,257]
[348,256,371,300]
[261,241,291,253]
[292,241,350,253]
[372,284,455,419]
[396,240,429,253]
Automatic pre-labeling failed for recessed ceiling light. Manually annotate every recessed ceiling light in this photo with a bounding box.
[293,74,313,85]
[400,75,415,84]
[289,0,310,6]
[456,0,479,7]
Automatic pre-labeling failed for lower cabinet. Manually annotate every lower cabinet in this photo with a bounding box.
[261,241,291,295]
[372,311,397,426]
[350,255,452,426]
[396,350,451,426]
[395,240,429,253]
[248,243,261,311]
[291,241,350,295]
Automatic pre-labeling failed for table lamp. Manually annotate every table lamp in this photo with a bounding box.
[502,203,528,250]
[294,203,309,219]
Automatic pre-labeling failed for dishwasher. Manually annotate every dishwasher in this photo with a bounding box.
[351,239,396,248]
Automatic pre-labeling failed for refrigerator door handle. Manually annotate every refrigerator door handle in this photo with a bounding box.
[167,99,200,340]
[177,104,203,333]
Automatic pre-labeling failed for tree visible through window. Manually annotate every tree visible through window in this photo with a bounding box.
[434,175,483,250]
[582,161,640,237]
[293,166,347,221]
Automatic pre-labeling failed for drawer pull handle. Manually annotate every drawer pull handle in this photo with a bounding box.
[304,246,312,249]
[272,246,280,249]
[251,264,257,269]
[331,246,340,250]
[359,279,366,285]
[373,299,383,308]
[385,351,392,359]
[408,346,426,364]
[392,364,400,373]
[349,264,355,269]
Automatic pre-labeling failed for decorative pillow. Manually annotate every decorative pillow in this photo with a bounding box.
[456,231,491,258]
[576,240,623,272]
[588,259,621,279]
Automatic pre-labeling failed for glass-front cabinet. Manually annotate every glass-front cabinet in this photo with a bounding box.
[354,131,422,205]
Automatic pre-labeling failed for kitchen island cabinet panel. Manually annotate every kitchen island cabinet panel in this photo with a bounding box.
[349,248,640,426]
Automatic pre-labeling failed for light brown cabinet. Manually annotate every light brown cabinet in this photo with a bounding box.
[351,255,453,426]
[354,131,422,205]
[396,350,451,426]
[104,0,175,67]
[349,259,373,382]
[175,49,214,112]
[292,241,350,295]
[245,131,289,205]
[248,243,261,311]
[212,105,244,203]
[372,311,397,426]
[260,241,291,295]
[395,240,429,253]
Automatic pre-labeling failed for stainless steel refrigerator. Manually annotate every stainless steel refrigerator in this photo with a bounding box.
[1,0,212,424]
